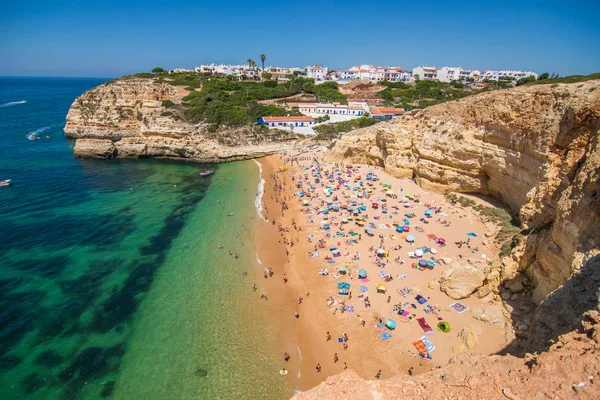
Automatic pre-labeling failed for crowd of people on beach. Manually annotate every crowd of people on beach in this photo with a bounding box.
[250,148,496,383]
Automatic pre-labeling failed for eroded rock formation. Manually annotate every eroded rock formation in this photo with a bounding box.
[64,78,301,162]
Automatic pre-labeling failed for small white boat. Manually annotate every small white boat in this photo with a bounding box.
[0,179,11,187]
[199,169,214,177]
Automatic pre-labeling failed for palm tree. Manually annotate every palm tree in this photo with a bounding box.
[247,58,252,69]
[260,54,266,72]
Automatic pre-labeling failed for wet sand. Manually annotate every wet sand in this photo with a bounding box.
[253,150,508,392]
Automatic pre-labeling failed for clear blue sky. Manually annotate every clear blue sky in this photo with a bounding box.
[1,0,599,77]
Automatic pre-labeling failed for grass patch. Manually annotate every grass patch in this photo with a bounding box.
[530,72,600,85]
[377,80,482,110]
[313,117,379,141]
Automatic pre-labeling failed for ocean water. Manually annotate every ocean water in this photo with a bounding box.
[0,77,290,399]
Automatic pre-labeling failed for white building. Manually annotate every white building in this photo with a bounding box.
[481,70,538,82]
[292,101,369,116]
[336,65,410,83]
[305,65,328,81]
[436,66,475,83]
[412,66,438,80]
[258,116,315,128]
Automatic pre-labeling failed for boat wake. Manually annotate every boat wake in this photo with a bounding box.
[26,126,51,140]
[253,160,267,221]
[0,100,27,108]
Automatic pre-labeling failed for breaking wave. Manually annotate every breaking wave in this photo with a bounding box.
[253,160,266,221]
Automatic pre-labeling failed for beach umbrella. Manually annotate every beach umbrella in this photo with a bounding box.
[406,235,415,242]
[338,266,347,274]
[415,249,424,257]
[359,285,368,292]
[426,260,436,268]
[365,227,374,235]
[386,190,394,196]
[424,209,432,215]
[342,218,348,224]
[324,224,330,229]
[302,200,309,205]
[430,248,438,254]
[376,249,386,257]
[403,226,410,232]
[418,259,428,267]
[385,319,397,330]
[395,225,404,233]
[377,284,387,293]
[437,238,446,244]
[358,269,368,278]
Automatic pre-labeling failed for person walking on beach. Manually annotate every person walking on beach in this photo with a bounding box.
[284,353,290,361]
[252,284,257,291]
[343,333,348,342]
[333,353,339,363]
[375,369,382,379]
[316,363,322,373]
[294,311,299,319]
[283,274,288,283]
[326,331,331,341]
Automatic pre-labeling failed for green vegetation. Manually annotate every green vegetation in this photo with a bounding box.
[260,54,266,71]
[530,72,600,85]
[314,115,330,123]
[444,193,522,257]
[152,67,165,74]
[161,100,175,108]
[314,81,347,103]
[377,80,479,110]
[170,74,340,130]
[313,117,378,141]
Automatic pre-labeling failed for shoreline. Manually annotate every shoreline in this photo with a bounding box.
[254,150,510,393]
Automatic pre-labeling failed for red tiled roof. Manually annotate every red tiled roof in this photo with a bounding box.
[370,107,404,115]
[262,116,315,122]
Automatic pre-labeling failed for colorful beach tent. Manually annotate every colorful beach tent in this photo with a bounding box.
[385,319,397,330]
[406,235,416,243]
[337,282,350,289]
[377,284,387,293]
[437,321,451,333]
[358,269,368,278]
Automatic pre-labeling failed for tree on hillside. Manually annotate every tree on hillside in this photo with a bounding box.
[260,54,266,71]
[152,67,165,74]
[247,58,253,69]
[539,72,549,80]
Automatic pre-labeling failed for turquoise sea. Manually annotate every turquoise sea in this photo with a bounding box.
[0,77,290,399]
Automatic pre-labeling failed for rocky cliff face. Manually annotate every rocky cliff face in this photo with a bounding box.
[331,81,600,308]
[293,310,600,399]
[64,78,300,162]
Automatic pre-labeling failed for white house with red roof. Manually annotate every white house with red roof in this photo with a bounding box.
[336,65,410,83]
[370,107,405,121]
[257,116,315,128]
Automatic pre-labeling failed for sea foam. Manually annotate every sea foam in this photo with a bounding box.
[253,159,267,221]
[0,100,27,108]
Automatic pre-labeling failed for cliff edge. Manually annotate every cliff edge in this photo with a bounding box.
[64,77,301,162]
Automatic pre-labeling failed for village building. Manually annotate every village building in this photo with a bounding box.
[412,66,438,80]
[257,116,315,128]
[370,107,405,121]
[305,65,328,81]
[289,101,369,116]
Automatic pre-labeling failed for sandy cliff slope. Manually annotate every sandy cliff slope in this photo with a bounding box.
[64,78,301,162]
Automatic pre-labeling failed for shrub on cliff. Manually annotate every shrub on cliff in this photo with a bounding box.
[313,117,378,140]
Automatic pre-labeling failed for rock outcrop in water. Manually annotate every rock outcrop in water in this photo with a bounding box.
[330,81,600,309]
[64,78,300,162]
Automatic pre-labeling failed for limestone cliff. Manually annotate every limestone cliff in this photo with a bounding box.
[64,77,300,162]
[330,81,600,309]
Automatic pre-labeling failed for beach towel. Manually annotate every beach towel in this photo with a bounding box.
[346,305,355,313]
[426,234,437,240]
[359,278,370,283]
[420,336,436,352]
[415,295,428,305]
[450,302,469,314]
[467,232,478,237]
[397,287,411,297]
[417,317,434,335]
[385,224,392,228]
[379,224,388,229]
[380,332,392,340]
[398,310,410,317]
[412,339,428,354]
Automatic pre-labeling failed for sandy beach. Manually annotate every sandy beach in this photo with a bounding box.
[252,148,509,392]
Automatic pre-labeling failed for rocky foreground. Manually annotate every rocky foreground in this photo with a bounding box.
[64,78,300,162]
[293,310,600,399]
